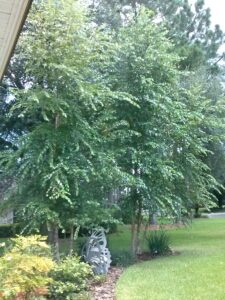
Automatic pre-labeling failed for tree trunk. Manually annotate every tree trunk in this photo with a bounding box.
[194,204,200,218]
[130,188,142,256]
[150,213,157,225]
[131,220,137,257]
[131,190,137,256]
[49,223,60,261]
[135,197,142,254]
[47,222,54,245]
[69,225,74,256]
[143,212,150,240]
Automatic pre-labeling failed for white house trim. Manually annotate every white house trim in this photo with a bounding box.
[0,0,32,80]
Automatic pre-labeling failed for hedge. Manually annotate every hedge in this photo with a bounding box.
[0,223,21,238]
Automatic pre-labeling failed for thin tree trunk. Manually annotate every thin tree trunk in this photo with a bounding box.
[50,115,60,261]
[150,213,157,225]
[194,204,200,218]
[135,197,142,254]
[131,188,139,256]
[143,209,152,240]
[69,225,74,256]
[52,223,60,261]
[47,222,54,245]
[131,220,137,257]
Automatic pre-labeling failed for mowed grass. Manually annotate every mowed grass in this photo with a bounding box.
[114,219,225,300]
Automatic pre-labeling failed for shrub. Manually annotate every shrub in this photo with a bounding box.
[75,291,91,300]
[146,230,171,256]
[104,222,118,234]
[0,235,54,299]
[49,256,93,300]
[0,223,20,238]
[91,274,107,285]
[110,250,135,267]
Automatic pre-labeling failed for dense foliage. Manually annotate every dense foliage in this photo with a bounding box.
[0,235,54,299]
[49,256,93,300]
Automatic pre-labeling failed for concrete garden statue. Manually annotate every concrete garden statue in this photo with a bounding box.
[82,228,111,275]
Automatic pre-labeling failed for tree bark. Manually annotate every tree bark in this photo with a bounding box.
[150,213,157,225]
[131,220,137,257]
[143,210,151,240]
[194,204,200,218]
[69,225,74,256]
[131,191,137,256]
[47,223,54,245]
[130,188,142,256]
[49,223,60,261]
[135,196,142,254]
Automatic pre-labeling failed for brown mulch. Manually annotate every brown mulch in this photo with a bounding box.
[89,267,123,300]
[144,223,184,230]
[137,250,180,262]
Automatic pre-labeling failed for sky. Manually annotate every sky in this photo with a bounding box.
[203,0,225,31]
[189,0,225,31]
[189,0,225,54]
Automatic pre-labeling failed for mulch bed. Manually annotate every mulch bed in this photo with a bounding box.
[137,250,180,262]
[89,267,123,300]
[145,223,184,230]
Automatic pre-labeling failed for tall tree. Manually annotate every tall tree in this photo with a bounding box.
[0,0,132,259]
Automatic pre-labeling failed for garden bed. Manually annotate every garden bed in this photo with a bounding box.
[90,267,123,300]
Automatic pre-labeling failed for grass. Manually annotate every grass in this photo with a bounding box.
[114,219,225,300]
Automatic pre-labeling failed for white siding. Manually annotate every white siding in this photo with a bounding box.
[0,0,31,79]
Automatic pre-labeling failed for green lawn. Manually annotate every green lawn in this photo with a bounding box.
[114,219,225,300]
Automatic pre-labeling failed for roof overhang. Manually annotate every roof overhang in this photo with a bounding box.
[0,0,32,80]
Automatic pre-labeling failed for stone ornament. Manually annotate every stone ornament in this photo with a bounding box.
[82,228,111,275]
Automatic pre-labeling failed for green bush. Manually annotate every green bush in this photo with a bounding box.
[75,291,91,300]
[0,223,20,238]
[91,274,107,284]
[111,250,135,267]
[105,222,118,234]
[146,230,171,256]
[49,256,93,300]
[0,235,54,299]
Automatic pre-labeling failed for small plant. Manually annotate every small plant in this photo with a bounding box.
[75,291,91,300]
[49,256,93,300]
[0,235,54,300]
[91,274,107,285]
[110,250,135,267]
[146,230,171,256]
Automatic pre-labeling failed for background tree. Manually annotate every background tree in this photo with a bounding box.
[89,0,225,70]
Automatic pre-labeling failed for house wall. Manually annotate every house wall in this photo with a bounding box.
[0,0,32,79]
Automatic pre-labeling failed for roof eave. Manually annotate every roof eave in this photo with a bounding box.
[0,0,32,81]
